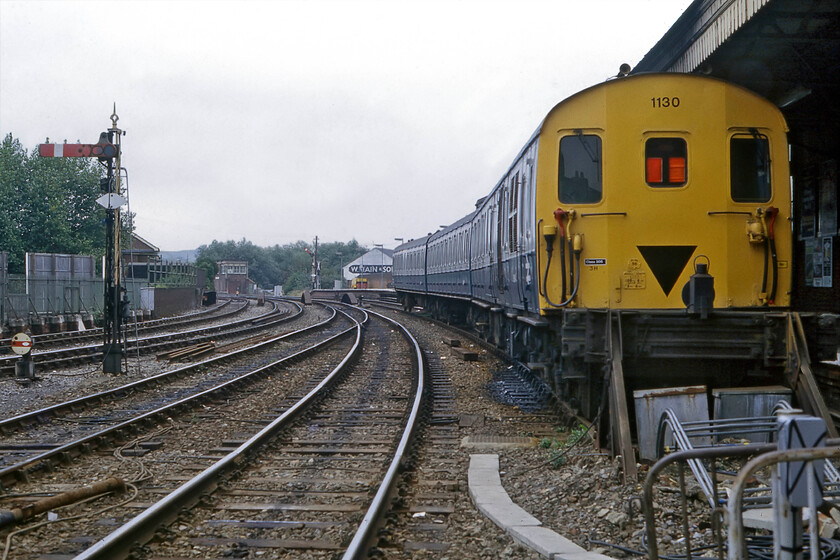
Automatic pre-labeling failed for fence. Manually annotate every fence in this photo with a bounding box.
[126,262,197,288]
[5,275,105,319]
[1,252,200,326]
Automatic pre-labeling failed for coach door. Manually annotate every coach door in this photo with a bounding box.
[494,190,505,299]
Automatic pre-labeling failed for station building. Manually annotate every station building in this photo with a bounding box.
[343,247,393,289]
[214,260,256,295]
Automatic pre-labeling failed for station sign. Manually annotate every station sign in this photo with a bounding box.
[10,333,32,355]
[348,265,392,274]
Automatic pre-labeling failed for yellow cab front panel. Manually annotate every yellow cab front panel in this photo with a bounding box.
[534,73,791,313]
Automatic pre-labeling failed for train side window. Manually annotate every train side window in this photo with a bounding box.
[731,134,771,202]
[645,138,687,187]
[559,134,602,203]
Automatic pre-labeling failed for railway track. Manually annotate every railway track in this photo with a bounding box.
[0,303,344,481]
[0,304,425,559]
[0,299,296,376]
[366,308,562,557]
[0,300,572,558]
[0,299,242,351]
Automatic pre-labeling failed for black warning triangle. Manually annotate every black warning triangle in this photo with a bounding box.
[637,246,697,296]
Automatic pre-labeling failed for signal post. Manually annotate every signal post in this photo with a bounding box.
[39,108,127,373]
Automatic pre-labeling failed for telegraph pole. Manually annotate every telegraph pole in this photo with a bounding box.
[39,107,126,373]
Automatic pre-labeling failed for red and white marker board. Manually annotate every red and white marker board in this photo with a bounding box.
[10,333,32,355]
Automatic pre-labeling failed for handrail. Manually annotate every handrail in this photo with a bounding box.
[643,438,840,560]
[644,444,774,560]
[727,446,840,560]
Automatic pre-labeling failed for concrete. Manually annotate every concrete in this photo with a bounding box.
[742,507,823,532]
[468,454,613,560]
[461,435,538,449]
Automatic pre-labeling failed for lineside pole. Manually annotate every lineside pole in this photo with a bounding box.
[103,109,124,374]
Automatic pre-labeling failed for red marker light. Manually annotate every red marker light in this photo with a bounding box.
[646,157,663,183]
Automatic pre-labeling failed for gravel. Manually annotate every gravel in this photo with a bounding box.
[387,307,718,560]
[0,303,718,559]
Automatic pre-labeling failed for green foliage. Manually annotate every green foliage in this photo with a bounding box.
[0,133,129,273]
[196,238,367,291]
[542,423,590,469]
[0,134,367,289]
[194,255,217,289]
[567,423,589,445]
[550,452,568,468]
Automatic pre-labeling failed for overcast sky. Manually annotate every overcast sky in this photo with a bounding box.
[1,0,692,251]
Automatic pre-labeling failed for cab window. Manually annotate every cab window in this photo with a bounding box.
[645,138,687,187]
[731,134,770,202]
[558,134,602,203]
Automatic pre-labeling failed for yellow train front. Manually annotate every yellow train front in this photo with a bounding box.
[394,73,839,443]
[535,73,797,409]
[539,73,790,312]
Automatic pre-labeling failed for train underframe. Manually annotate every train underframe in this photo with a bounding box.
[400,290,840,458]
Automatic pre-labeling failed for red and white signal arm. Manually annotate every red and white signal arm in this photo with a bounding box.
[39,143,117,159]
[10,333,32,356]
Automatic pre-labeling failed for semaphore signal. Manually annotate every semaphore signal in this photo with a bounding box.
[38,141,117,159]
[37,106,127,374]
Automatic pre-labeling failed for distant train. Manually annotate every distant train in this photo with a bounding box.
[393,73,839,454]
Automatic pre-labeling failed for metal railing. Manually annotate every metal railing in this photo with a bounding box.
[643,438,840,560]
[728,446,840,560]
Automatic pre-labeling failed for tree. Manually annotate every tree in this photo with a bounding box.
[0,135,27,271]
[194,255,216,289]
[196,238,367,292]
[0,133,118,273]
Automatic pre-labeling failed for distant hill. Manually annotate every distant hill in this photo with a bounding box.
[159,249,197,263]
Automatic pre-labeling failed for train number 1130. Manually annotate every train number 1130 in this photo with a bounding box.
[651,96,680,108]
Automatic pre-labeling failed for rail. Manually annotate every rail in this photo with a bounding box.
[0,299,291,374]
[72,306,366,559]
[341,306,426,559]
[0,303,332,485]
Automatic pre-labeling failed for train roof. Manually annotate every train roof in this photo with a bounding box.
[471,73,785,215]
[394,208,477,253]
[398,73,786,251]
[537,72,785,131]
[428,210,476,242]
[395,236,429,252]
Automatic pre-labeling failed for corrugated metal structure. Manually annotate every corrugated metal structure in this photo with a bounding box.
[0,252,6,327]
[26,253,95,280]
[635,0,840,312]
[18,253,100,320]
